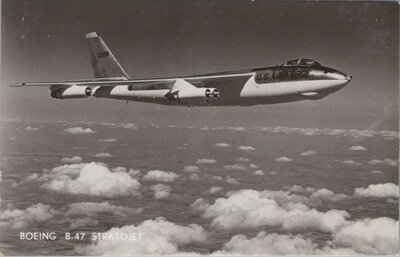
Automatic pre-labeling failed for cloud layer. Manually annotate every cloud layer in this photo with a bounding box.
[77,217,207,255]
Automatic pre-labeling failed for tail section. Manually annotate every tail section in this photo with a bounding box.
[86,32,130,79]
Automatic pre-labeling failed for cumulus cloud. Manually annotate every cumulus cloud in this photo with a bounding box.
[354,183,399,198]
[349,145,367,151]
[189,173,200,181]
[128,169,141,177]
[284,185,316,194]
[211,176,223,181]
[368,159,398,166]
[194,189,349,233]
[310,189,350,201]
[238,146,255,151]
[123,123,139,130]
[196,158,217,164]
[182,165,200,173]
[95,152,113,158]
[215,143,230,148]
[68,217,98,229]
[223,164,247,170]
[214,231,366,255]
[150,184,171,199]
[0,203,58,229]
[143,170,179,182]
[342,160,362,166]
[35,162,141,197]
[253,170,265,176]
[249,163,258,169]
[225,176,239,185]
[77,217,207,255]
[300,150,316,157]
[61,156,83,164]
[64,127,95,134]
[236,157,250,162]
[275,156,292,162]
[333,217,399,255]
[66,202,142,217]
[209,186,223,194]
[100,138,118,142]
[25,126,39,131]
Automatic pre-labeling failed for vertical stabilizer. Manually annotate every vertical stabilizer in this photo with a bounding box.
[86,32,130,79]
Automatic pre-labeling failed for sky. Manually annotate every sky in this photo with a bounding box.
[1,1,398,129]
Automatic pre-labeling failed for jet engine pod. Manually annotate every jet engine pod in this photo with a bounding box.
[205,88,220,99]
[177,87,220,100]
[50,85,91,99]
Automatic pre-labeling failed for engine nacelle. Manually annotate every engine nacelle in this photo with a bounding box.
[50,85,92,99]
[177,87,220,100]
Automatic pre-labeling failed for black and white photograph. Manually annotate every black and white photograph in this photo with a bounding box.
[0,0,399,255]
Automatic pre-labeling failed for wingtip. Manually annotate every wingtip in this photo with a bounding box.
[10,82,25,87]
[85,32,99,38]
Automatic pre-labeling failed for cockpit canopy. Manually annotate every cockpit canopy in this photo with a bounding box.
[283,59,322,67]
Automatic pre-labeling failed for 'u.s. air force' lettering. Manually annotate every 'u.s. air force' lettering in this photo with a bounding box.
[255,69,311,83]
[98,51,109,58]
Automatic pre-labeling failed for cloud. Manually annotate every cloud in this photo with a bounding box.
[128,169,141,177]
[77,217,207,255]
[342,160,362,165]
[36,162,141,197]
[349,145,367,151]
[100,138,118,142]
[238,146,255,151]
[253,170,265,176]
[354,183,399,198]
[123,123,138,129]
[61,156,83,164]
[333,217,399,255]
[95,152,113,158]
[371,170,383,174]
[284,185,316,194]
[300,150,316,157]
[368,159,398,166]
[249,163,258,169]
[310,189,350,201]
[215,232,318,255]
[209,186,223,194]
[0,203,58,229]
[211,176,223,181]
[195,189,349,233]
[143,170,179,182]
[223,164,247,170]
[225,176,240,185]
[182,165,200,173]
[275,156,292,162]
[66,202,142,217]
[189,173,200,181]
[25,126,39,131]
[215,143,230,147]
[64,127,95,134]
[236,157,250,162]
[150,184,171,199]
[68,217,99,229]
[196,158,217,164]
[214,231,364,255]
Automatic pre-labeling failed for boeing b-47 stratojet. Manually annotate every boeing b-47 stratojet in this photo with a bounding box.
[12,32,352,106]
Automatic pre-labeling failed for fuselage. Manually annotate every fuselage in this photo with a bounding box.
[93,58,351,106]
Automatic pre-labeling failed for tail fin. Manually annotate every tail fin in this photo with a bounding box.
[86,32,130,79]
